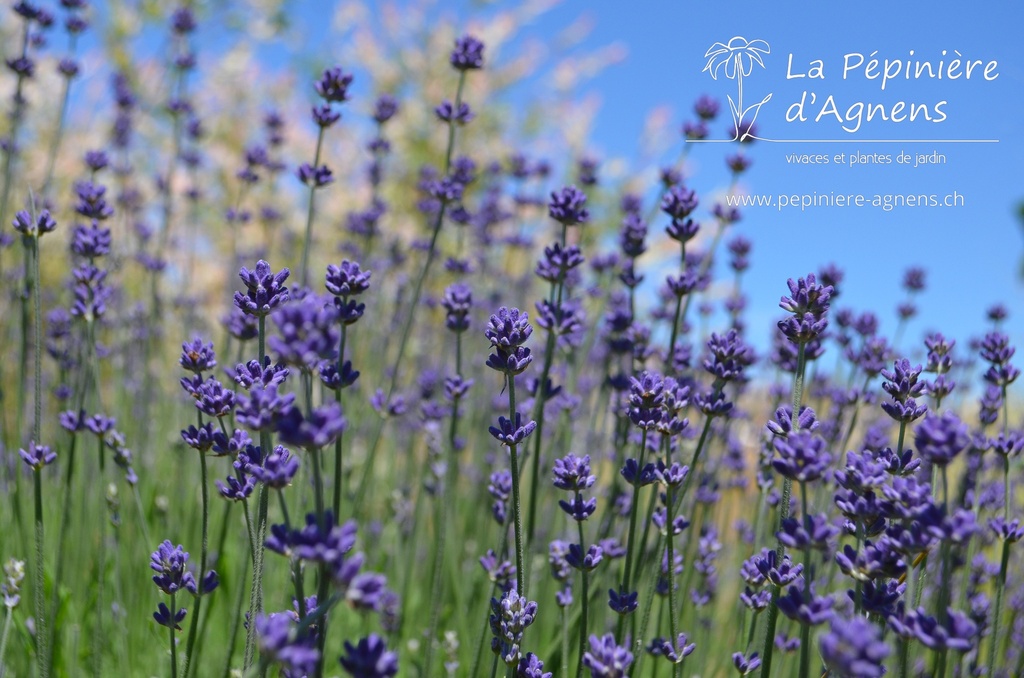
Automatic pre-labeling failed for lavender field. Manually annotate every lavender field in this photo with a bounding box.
[0,2,1020,677]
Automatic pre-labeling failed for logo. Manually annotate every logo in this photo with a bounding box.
[703,37,772,141]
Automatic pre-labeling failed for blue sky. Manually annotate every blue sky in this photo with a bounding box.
[83,0,1023,364]
[521,0,1024,361]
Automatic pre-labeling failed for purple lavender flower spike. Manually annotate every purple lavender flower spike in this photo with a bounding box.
[548,186,590,226]
[450,34,485,70]
[582,633,633,676]
[819,616,889,678]
[235,260,290,317]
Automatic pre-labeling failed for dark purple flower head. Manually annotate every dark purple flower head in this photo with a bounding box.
[772,431,832,483]
[180,337,216,374]
[766,405,819,437]
[583,633,634,677]
[991,430,1024,458]
[231,358,290,391]
[170,6,196,33]
[153,601,187,630]
[269,297,339,370]
[577,156,599,186]
[566,543,603,571]
[517,652,552,678]
[536,242,585,284]
[820,616,890,678]
[435,100,473,124]
[682,120,708,140]
[326,261,371,297]
[239,444,295,486]
[777,273,833,343]
[661,185,699,221]
[559,494,598,522]
[485,307,534,375]
[297,163,334,187]
[835,540,906,582]
[489,413,536,447]
[372,94,399,124]
[552,454,596,492]
[216,474,255,502]
[731,651,761,675]
[979,331,1019,387]
[834,451,889,494]
[902,266,926,292]
[267,510,357,566]
[235,260,290,317]
[450,34,485,70]
[989,517,1024,543]
[276,402,346,450]
[777,583,834,625]
[754,550,803,587]
[181,423,215,452]
[150,540,196,596]
[70,222,112,258]
[726,152,752,174]
[620,458,657,487]
[738,584,772,613]
[85,414,116,437]
[489,589,538,667]
[694,94,719,120]
[255,612,320,676]
[193,378,235,418]
[315,66,353,103]
[340,634,399,677]
[312,103,341,128]
[548,185,590,226]
[74,181,114,221]
[608,588,638,615]
[12,209,57,238]
[888,606,977,652]
[777,514,838,552]
[914,411,969,466]
[655,461,689,488]
[648,633,696,664]
[703,329,754,383]
[19,441,56,470]
[881,359,926,402]
[441,283,472,333]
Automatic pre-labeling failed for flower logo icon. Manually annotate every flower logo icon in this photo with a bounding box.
[703,37,772,141]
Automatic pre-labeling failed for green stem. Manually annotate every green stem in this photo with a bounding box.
[0,608,13,678]
[665,482,679,678]
[243,317,270,669]
[508,377,525,598]
[169,593,178,678]
[181,447,210,678]
[617,427,649,640]
[526,326,557,547]
[798,483,810,678]
[33,468,48,678]
[987,507,1011,671]
[332,322,348,518]
[575,498,589,678]
[299,126,327,288]
[760,343,807,678]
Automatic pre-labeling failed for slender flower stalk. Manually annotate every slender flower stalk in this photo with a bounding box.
[380,34,482,405]
[761,273,832,678]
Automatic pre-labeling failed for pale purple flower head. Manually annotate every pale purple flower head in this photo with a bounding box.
[582,633,633,677]
[820,616,890,678]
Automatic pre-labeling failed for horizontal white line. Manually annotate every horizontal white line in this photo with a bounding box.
[687,138,1000,143]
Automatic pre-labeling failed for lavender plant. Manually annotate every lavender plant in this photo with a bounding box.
[0,6,1018,678]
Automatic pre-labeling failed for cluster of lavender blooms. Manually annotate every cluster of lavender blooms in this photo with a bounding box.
[0,4,1020,678]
